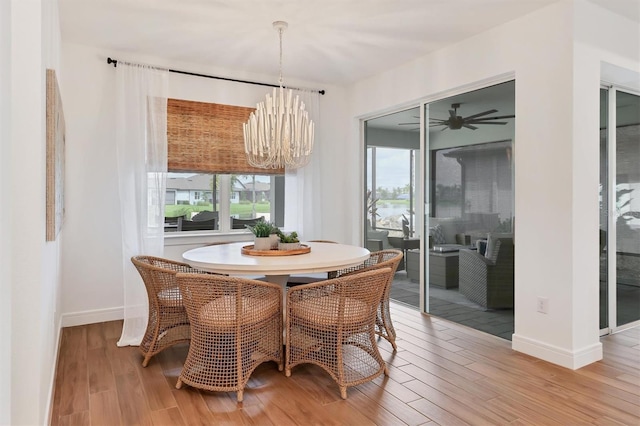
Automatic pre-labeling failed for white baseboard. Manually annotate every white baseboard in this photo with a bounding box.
[61,307,124,327]
[512,333,603,369]
[46,315,63,426]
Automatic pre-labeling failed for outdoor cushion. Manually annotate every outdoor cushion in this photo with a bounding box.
[429,224,446,244]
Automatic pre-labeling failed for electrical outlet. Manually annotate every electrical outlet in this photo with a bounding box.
[537,297,549,314]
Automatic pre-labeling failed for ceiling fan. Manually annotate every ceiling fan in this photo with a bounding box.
[399,103,515,131]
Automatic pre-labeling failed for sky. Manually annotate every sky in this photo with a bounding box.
[368,147,413,190]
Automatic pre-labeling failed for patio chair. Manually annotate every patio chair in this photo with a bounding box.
[459,236,514,309]
[231,216,265,229]
[191,210,218,222]
[175,273,282,402]
[285,268,391,399]
[131,255,209,367]
[329,249,403,351]
[178,217,217,231]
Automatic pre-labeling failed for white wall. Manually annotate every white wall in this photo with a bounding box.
[347,0,639,368]
[4,0,64,424]
[0,1,12,423]
[59,42,349,326]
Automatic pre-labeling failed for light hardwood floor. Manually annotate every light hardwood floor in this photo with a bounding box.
[50,302,640,425]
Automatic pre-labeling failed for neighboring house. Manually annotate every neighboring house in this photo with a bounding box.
[165,174,271,205]
[234,180,270,204]
[166,174,213,205]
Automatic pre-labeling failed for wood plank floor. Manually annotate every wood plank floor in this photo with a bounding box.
[50,303,640,425]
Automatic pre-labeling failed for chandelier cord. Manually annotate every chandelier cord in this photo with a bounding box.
[278,26,284,88]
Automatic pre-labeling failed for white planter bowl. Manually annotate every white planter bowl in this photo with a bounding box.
[254,237,272,251]
[278,242,301,251]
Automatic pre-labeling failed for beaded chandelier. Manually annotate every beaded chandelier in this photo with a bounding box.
[243,21,315,169]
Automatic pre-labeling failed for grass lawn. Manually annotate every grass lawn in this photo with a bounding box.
[165,202,270,219]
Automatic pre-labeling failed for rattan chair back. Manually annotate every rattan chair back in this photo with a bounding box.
[131,255,197,367]
[330,249,403,350]
[285,267,392,399]
[175,273,283,402]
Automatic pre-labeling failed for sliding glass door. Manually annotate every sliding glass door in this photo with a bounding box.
[601,87,640,333]
[423,81,516,340]
[364,80,516,340]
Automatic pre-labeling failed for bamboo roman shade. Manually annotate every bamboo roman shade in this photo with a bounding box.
[167,98,284,174]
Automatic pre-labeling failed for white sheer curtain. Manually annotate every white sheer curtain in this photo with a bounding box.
[116,63,169,347]
[284,89,323,240]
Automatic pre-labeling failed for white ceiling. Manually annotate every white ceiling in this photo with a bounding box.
[59,0,637,130]
[59,0,575,86]
[58,0,639,86]
[58,1,640,86]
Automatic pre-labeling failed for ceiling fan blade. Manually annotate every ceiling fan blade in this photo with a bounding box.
[469,121,508,125]
[428,118,448,123]
[469,114,515,122]
[462,109,498,120]
[462,124,478,130]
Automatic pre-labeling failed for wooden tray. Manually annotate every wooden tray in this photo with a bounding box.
[241,244,311,256]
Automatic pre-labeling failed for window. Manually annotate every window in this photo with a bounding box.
[366,146,417,236]
[164,99,286,234]
[164,173,284,233]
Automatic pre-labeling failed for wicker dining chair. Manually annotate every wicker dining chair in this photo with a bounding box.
[175,273,283,402]
[329,249,403,351]
[285,268,392,399]
[131,255,209,367]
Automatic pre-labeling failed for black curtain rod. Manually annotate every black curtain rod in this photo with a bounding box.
[106,57,325,95]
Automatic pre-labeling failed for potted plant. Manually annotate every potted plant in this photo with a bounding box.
[277,230,300,251]
[246,221,273,250]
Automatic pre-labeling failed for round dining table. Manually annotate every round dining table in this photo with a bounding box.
[182,241,370,287]
[182,241,371,338]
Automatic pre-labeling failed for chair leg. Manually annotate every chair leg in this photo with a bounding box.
[237,389,244,402]
[175,378,182,389]
[376,300,397,352]
[340,386,347,400]
[141,355,151,367]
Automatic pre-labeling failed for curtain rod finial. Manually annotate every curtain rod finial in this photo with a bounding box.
[107,57,118,67]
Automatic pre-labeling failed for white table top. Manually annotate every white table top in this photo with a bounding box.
[182,241,370,276]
